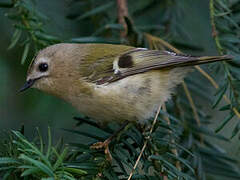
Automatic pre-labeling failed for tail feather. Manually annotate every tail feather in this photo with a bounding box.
[183,55,233,67]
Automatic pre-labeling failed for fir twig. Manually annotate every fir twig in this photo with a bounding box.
[208,0,240,122]
[196,65,240,119]
[209,0,224,54]
[127,104,161,180]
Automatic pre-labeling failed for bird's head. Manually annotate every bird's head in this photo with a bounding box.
[19,43,87,97]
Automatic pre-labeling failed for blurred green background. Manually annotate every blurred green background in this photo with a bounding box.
[0,0,82,141]
[0,0,238,156]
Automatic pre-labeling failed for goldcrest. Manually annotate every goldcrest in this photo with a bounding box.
[20,43,231,124]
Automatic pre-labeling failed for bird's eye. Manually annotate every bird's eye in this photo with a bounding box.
[38,63,48,72]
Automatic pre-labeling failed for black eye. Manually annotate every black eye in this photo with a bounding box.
[38,63,48,72]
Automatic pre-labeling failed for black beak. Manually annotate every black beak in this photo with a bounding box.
[18,79,36,93]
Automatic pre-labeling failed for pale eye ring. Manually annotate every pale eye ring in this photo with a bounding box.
[38,63,48,72]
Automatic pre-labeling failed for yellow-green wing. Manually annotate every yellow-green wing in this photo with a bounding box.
[108,49,231,83]
[80,44,231,85]
[77,44,134,84]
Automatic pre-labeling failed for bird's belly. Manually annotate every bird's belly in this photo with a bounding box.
[70,69,188,124]
[70,71,168,123]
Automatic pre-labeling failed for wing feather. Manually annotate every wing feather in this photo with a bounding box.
[79,45,231,85]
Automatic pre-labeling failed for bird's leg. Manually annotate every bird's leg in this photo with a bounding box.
[90,120,129,161]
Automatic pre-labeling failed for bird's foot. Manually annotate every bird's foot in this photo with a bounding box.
[90,138,112,161]
[90,121,130,161]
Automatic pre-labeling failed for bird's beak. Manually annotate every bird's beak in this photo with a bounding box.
[18,79,36,93]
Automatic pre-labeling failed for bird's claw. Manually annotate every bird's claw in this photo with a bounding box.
[90,139,112,161]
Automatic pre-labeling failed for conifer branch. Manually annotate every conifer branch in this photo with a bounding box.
[127,104,161,180]
[208,0,240,120]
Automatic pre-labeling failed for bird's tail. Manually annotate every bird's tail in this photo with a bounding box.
[180,55,233,67]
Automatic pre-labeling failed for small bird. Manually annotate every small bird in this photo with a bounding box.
[20,43,231,123]
[19,43,231,158]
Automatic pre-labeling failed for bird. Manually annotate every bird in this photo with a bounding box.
[19,43,231,159]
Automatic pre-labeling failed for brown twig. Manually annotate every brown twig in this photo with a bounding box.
[182,82,201,126]
[117,0,129,38]
[209,0,223,54]
[145,33,181,54]
[182,82,203,143]
[127,104,161,180]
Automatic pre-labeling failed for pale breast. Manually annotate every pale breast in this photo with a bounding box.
[85,71,172,123]
[69,68,189,124]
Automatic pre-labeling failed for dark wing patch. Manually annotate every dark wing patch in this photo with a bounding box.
[118,54,133,68]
